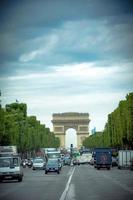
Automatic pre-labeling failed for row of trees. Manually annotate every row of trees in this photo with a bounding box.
[83,93,133,149]
[0,102,60,153]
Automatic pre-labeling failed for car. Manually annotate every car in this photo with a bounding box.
[48,158,62,170]
[32,158,46,170]
[64,156,71,166]
[73,158,80,165]
[45,159,60,174]
[89,158,94,165]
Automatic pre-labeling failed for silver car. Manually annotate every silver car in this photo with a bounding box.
[32,158,45,170]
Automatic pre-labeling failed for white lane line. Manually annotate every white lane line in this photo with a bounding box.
[66,183,76,200]
[59,167,75,200]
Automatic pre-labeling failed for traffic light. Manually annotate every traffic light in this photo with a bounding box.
[70,144,73,148]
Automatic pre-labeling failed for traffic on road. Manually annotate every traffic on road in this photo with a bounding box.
[0,163,133,200]
[0,146,133,200]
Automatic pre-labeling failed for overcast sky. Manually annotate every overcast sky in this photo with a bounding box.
[0,0,133,134]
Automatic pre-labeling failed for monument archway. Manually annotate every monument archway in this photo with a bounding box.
[65,128,77,148]
[51,112,90,149]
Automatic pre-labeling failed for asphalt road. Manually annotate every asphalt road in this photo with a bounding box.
[0,165,133,200]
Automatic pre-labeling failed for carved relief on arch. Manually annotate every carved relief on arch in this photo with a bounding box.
[54,126,64,133]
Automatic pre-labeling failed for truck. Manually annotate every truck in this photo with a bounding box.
[93,148,112,170]
[40,148,61,160]
[0,145,17,157]
[0,146,23,182]
[47,149,62,169]
[118,150,133,169]
[0,155,23,182]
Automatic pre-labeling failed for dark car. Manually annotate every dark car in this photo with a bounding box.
[73,158,80,165]
[45,159,60,174]
[64,156,71,166]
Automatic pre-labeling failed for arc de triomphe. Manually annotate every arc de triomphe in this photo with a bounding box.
[51,112,90,149]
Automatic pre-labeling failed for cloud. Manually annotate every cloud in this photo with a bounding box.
[0,62,121,81]
[1,60,133,131]
[17,18,133,66]
[2,61,132,82]
[1,61,132,102]
[0,1,132,80]
[0,0,133,133]
[1,0,132,31]
[19,34,59,62]
[55,62,118,79]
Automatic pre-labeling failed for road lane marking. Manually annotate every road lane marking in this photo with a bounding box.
[60,167,75,200]
[67,166,74,176]
[66,183,76,200]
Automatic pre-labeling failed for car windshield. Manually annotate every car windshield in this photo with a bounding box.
[0,158,10,167]
[47,153,60,159]
[47,160,58,165]
[34,159,43,163]
[0,157,19,167]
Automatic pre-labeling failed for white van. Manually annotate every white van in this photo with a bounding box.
[0,156,23,182]
[118,150,133,169]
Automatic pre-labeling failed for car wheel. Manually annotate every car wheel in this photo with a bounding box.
[0,178,3,182]
[97,167,100,170]
[45,171,47,174]
[18,176,22,182]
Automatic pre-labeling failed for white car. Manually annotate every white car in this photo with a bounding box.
[32,158,45,170]
[79,153,92,164]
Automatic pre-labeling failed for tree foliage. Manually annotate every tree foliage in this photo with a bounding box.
[83,93,133,149]
[0,102,60,153]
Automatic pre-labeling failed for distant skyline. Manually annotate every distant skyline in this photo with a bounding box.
[0,0,133,133]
